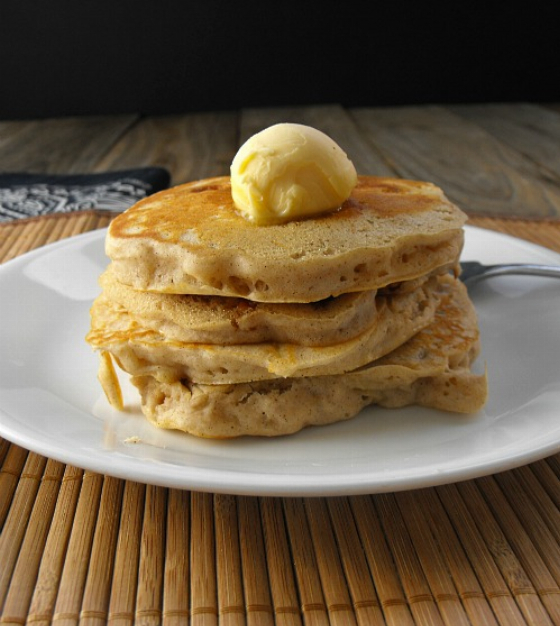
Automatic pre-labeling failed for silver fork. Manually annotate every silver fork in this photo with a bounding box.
[460,261,560,287]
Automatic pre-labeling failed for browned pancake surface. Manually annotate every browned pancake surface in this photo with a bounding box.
[106,176,466,302]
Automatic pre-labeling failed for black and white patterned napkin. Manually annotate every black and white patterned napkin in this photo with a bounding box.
[0,168,171,222]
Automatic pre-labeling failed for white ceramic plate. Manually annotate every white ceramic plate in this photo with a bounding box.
[1,225,559,496]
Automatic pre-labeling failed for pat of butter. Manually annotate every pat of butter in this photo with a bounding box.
[230,123,357,225]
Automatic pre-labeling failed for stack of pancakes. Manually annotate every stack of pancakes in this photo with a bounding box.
[86,175,487,438]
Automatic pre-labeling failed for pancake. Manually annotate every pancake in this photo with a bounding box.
[128,276,487,438]
[105,175,466,303]
[87,273,445,384]
[99,266,440,347]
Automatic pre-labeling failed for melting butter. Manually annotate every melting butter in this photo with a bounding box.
[230,123,357,225]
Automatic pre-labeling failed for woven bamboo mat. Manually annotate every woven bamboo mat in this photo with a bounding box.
[1,212,560,626]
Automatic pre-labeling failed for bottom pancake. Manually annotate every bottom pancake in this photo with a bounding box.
[115,277,486,438]
[131,366,485,438]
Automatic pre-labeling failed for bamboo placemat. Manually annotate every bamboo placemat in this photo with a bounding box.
[1,212,560,626]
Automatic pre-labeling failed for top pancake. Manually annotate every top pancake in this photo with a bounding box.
[106,175,466,303]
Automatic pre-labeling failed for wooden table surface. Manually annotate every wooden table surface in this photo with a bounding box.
[1,102,560,625]
[2,102,560,219]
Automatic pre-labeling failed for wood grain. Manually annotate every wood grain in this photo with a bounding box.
[135,484,167,625]
[0,445,29,529]
[259,497,301,626]
[1,459,65,622]
[351,105,560,217]
[93,112,239,184]
[350,495,416,626]
[107,481,146,626]
[435,483,528,626]
[304,498,358,626]
[79,476,125,626]
[237,497,274,626]
[27,466,88,626]
[214,494,245,626]
[163,488,190,626]
[374,493,446,626]
[0,116,137,173]
[0,453,49,607]
[190,491,218,626]
[283,497,330,626]
[327,497,385,625]
[403,489,499,626]
[451,103,560,179]
[394,490,472,626]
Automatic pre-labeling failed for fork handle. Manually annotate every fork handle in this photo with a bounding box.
[487,263,560,279]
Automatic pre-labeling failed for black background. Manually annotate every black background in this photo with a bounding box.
[1,1,558,120]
